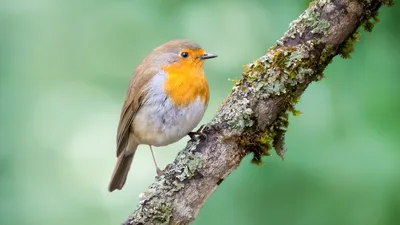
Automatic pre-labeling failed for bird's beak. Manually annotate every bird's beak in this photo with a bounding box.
[201,53,218,60]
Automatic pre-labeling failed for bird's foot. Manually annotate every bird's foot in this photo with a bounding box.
[188,124,207,141]
[156,167,163,176]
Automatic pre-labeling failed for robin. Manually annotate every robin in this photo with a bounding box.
[108,39,217,192]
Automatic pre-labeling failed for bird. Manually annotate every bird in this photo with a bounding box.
[108,39,217,192]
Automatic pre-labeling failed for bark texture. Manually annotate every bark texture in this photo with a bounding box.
[123,0,393,224]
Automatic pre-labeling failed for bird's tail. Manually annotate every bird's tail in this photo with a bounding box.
[108,149,137,192]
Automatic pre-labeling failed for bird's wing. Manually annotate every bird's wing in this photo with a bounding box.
[116,65,158,157]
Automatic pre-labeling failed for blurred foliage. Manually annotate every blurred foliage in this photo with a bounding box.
[0,0,399,225]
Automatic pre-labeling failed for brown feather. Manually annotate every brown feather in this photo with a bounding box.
[108,153,134,192]
[116,63,158,156]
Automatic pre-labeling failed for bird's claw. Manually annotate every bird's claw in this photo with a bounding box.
[188,124,207,141]
[156,167,163,176]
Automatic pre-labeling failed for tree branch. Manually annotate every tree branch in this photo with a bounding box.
[123,0,393,224]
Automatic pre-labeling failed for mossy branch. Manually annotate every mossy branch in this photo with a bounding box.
[123,0,392,224]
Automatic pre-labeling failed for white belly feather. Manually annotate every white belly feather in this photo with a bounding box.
[132,72,207,146]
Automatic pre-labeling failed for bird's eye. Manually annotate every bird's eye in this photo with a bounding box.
[180,52,189,58]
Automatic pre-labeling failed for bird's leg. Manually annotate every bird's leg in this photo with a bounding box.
[149,145,162,176]
[188,124,207,141]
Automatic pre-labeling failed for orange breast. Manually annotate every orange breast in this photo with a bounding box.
[163,60,210,107]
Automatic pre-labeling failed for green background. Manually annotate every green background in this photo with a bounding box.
[1,0,399,224]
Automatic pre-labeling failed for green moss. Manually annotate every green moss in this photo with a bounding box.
[238,111,291,165]
[288,95,302,116]
[344,0,393,60]
[338,4,382,59]
[239,130,273,166]
[362,11,380,32]
[242,111,291,165]
[271,50,286,68]
[259,132,273,147]
[359,0,395,8]
[319,44,334,66]
[338,31,360,59]
[271,113,289,160]
[381,0,395,6]
[160,205,173,215]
